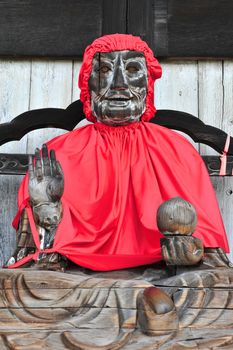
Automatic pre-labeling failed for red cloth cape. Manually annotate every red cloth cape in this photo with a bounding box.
[10,122,229,270]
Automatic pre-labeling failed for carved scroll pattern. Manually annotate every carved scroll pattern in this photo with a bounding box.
[0,269,233,349]
[0,154,29,175]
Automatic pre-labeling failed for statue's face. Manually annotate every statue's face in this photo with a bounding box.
[88,50,148,126]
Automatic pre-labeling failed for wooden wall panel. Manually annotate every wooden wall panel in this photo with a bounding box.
[198,62,223,156]
[222,61,233,134]
[168,0,233,58]
[26,60,73,152]
[0,60,31,264]
[72,62,82,102]
[0,1,232,58]
[0,0,103,58]
[154,60,198,147]
[0,61,31,153]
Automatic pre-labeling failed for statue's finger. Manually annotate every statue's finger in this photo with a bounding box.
[35,148,43,181]
[50,149,57,176]
[55,161,64,178]
[28,155,34,180]
[168,238,177,262]
[161,244,170,263]
[42,144,51,176]
[182,238,202,264]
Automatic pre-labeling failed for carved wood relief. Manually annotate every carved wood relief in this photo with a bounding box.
[0,265,233,349]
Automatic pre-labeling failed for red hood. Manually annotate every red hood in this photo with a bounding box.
[78,34,162,122]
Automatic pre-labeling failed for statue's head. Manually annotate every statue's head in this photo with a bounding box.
[88,50,147,126]
[79,34,162,125]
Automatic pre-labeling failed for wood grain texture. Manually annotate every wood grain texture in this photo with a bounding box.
[154,60,198,148]
[0,0,102,58]
[211,177,233,262]
[27,60,73,152]
[127,0,154,48]
[0,0,233,58]
[222,61,233,135]
[0,60,31,153]
[198,61,223,155]
[72,61,82,103]
[0,60,31,266]
[0,267,232,348]
[167,0,233,58]
[102,0,127,34]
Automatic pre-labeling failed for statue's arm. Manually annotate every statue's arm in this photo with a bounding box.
[6,145,66,270]
[28,144,64,249]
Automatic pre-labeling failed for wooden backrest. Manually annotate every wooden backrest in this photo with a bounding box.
[0,100,232,176]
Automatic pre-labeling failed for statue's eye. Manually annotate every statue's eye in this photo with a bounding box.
[126,65,139,73]
[99,66,111,73]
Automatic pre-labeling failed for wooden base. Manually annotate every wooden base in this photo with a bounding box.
[0,264,233,349]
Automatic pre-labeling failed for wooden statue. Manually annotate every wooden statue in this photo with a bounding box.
[1,34,233,349]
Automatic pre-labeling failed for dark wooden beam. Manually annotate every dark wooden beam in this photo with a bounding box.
[0,0,232,58]
[102,0,127,34]
[127,0,154,49]
[153,0,168,57]
[0,0,102,58]
[167,0,233,58]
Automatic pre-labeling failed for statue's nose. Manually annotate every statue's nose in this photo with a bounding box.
[110,62,128,91]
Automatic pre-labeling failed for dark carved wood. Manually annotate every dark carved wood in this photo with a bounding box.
[0,266,233,349]
[127,0,154,50]
[153,0,168,57]
[0,100,85,146]
[0,0,232,58]
[151,110,233,155]
[0,154,30,175]
[102,0,127,34]
[203,155,233,176]
[167,0,233,58]
[2,154,232,177]
[0,0,103,59]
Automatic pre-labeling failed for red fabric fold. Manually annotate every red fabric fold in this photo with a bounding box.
[10,122,229,270]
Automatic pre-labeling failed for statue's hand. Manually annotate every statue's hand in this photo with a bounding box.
[28,144,64,206]
[161,236,204,266]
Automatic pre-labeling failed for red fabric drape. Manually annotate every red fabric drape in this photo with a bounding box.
[10,122,229,271]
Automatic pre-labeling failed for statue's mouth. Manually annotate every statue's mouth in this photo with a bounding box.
[105,94,132,107]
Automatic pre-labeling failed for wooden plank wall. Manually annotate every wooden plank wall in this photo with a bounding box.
[0,59,232,264]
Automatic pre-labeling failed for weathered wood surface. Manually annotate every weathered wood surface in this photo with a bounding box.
[0,0,102,58]
[0,59,232,265]
[0,266,233,349]
[0,0,233,58]
[166,0,233,58]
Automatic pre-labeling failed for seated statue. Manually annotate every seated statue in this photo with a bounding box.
[5,33,230,271]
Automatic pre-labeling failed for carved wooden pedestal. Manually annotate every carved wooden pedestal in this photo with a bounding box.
[0,265,233,350]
